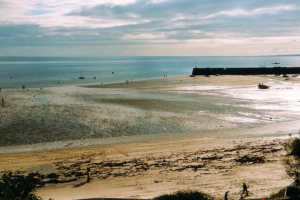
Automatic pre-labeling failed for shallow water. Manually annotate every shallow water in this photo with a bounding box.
[172,79,300,138]
[1,56,300,89]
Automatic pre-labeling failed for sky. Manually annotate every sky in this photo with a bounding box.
[0,0,300,57]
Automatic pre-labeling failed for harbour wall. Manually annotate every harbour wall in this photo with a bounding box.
[192,67,300,76]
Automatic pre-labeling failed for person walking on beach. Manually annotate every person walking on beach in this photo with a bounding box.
[1,99,4,107]
[87,168,92,183]
[224,191,229,200]
[241,183,248,196]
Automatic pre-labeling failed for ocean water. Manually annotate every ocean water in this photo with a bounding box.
[0,56,300,89]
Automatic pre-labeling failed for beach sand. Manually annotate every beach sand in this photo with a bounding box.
[1,75,300,199]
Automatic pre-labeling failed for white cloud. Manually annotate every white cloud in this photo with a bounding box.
[0,0,138,27]
[123,33,167,40]
[204,4,298,19]
[1,0,300,56]
[146,0,169,4]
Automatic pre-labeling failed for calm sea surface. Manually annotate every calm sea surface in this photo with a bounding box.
[0,56,300,89]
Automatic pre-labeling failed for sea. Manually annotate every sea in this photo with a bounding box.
[0,56,300,90]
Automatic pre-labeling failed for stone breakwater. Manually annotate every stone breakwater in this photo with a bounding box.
[192,67,300,75]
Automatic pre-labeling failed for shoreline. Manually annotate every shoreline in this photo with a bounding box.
[0,74,186,91]
[1,74,300,154]
[1,74,300,199]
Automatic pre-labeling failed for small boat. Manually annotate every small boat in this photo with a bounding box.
[272,62,280,64]
[258,83,270,89]
[79,69,85,79]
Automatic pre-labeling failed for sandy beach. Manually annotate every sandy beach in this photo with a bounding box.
[1,75,300,199]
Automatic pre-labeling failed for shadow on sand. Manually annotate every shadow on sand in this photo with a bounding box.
[73,181,88,188]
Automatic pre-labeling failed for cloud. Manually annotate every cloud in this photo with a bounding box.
[1,0,300,56]
[204,4,298,19]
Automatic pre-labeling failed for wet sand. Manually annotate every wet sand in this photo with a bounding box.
[1,75,300,199]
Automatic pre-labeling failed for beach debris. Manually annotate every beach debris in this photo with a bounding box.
[46,173,60,179]
[234,155,265,164]
[60,143,278,182]
[0,140,283,189]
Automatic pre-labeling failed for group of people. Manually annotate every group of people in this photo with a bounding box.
[225,183,248,200]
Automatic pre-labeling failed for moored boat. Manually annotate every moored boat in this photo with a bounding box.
[258,83,270,89]
[79,69,85,79]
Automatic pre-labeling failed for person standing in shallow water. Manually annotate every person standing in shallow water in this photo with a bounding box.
[241,183,248,196]
[87,168,91,182]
